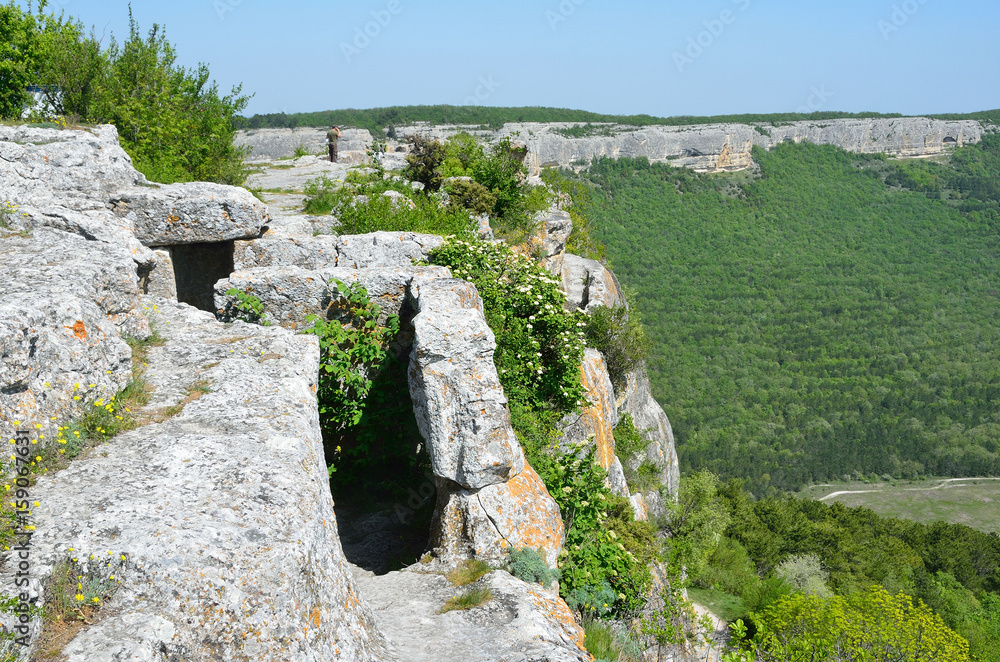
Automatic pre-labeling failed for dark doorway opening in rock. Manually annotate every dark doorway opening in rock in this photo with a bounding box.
[327,351,436,575]
[171,241,235,312]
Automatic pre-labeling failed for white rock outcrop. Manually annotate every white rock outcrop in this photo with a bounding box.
[5,299,390,661]
[0,228,146,449]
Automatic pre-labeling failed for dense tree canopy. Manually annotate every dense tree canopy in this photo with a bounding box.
[566,138,1000,494]
[0,2,249,185]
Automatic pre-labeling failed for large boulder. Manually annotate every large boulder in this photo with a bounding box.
[0,124,143,201]
[0,299,391,661]
[231,231,444,272]
[0,228,148,451]
[216,265,452,329]
[233,234,340,271]
[0,124,155,267]
[335,231,444,269]
[556,253,625,312]
[432,463,565,568]
[539,209,573,259]
[111,181,269,246]
[407,277,524,490]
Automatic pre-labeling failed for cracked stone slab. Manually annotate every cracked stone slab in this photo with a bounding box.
[351,567,590,662]
[0,298,390,661]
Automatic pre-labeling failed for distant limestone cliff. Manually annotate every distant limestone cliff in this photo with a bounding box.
[237,116,984,174]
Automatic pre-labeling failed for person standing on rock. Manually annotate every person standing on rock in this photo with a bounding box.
[326,125,342,162]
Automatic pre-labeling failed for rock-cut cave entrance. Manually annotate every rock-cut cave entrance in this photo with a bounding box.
[326,322,436,575]
[146,241,236,313]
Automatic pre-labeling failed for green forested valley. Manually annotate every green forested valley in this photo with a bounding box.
[568,136,1000,494]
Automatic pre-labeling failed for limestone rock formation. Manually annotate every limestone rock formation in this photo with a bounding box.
[540,209,573,260]
[557,253,625,313]
[111,181,269,245]
[431,463,565,569]
[618,368,681,499]
[335,231,444,269]
[0,228,147,450]
[559,348,629,497]
[408,277,525,490]
[235,127,373,162]
[352,568,590,662]
[385,117,984,175]
[1,123,596,662]
[5,299,390,661]
[216,264,452,329]
[0,124,154,267]
[222,245,567,571]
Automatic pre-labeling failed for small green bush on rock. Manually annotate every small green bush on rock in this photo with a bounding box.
[584,299,650,391]
[508,547,560,586]
[445,178,497,217]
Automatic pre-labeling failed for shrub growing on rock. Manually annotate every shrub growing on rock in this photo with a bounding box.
[508,547,560,586]
[584,299,650,391]
[404,134,447,192]
[445,178,497,217]
[427,238,587,411]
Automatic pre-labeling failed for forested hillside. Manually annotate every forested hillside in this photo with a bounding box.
[564,136,1000,495]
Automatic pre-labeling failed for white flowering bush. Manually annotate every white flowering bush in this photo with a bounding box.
[427,238,588,412]
[428,238,655,616]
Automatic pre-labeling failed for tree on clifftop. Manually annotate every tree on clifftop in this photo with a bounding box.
[0,2,251,186]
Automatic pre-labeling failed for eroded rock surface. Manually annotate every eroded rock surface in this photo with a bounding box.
[559,348,629,497]
[111,181,268,246]
[0,124,154,266]
[0,228,147,449]
[1,299,390,661]
[557,253,625,313]
[432,463,565,568]
[352,568,591,662]
[618,368,681,499]
[408,277,524,490]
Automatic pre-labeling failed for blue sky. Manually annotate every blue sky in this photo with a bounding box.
[32,0,1000,118]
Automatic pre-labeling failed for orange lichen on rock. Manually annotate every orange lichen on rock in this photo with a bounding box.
[525,583,590,654]
[65,320,87,340]
[479,463,565,567]
[575,351,617,471]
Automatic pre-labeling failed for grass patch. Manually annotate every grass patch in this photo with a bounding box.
[583,619,644,662]
[446,559,491,587]
[30,553,128,659]
[440,587,493,613]
[806,477,1000,534]
[687,587,747,623]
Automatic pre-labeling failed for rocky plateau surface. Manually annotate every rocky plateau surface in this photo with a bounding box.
[1,123,684,660]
